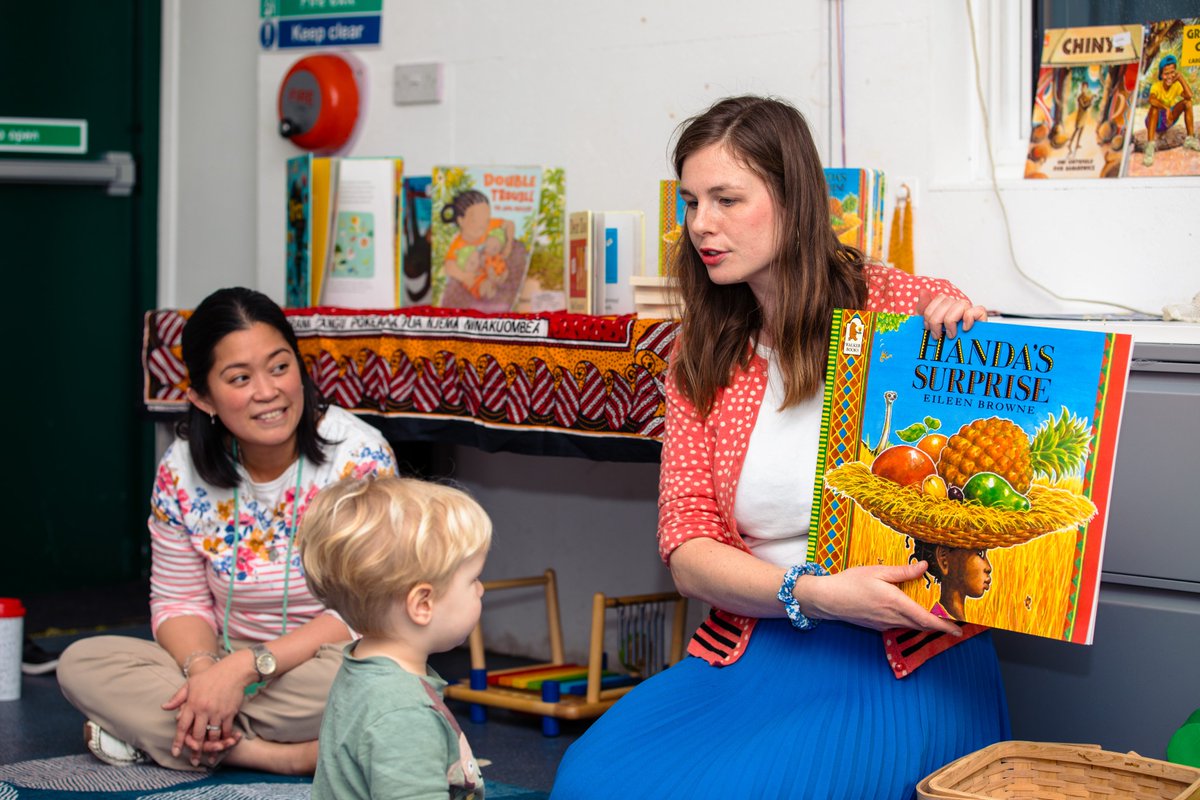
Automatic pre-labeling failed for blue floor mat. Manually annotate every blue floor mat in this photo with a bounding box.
[0,755,547,799]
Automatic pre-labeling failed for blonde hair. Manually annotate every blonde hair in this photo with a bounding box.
[297,475,492,636]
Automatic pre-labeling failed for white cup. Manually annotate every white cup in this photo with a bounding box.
[0,597,26,701]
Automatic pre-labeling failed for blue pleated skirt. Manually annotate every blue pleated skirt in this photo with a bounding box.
[551,619,1010,800]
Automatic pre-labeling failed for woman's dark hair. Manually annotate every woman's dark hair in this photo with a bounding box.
[439,189,488,225]
[668,95,867,416]
[179,287,330,488]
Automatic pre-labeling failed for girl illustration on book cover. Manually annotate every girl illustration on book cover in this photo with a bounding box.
[440,190,516,304]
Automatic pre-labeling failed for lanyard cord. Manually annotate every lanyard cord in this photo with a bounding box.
[222,441,304,655]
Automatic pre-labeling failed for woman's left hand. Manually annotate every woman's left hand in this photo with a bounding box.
[162,652,252,766]
[916,290,988,339]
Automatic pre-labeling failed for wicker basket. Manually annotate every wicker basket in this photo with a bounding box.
[916,741,1200,800]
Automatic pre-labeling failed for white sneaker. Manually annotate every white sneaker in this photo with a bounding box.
[84,720,150,767]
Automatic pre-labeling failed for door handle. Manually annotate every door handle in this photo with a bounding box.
[0,151,135,196]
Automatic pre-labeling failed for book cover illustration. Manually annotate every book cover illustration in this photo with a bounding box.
[824,168,870,254]
[431,165,544,312]
[807,311,1132,643]
[286,154,338,307]
[402,176,433,306]
[1123,18,1200,177]
[567,210,595,315]
[658,179,686,277]
[322,157,402,309]
[285,155,312,308]
[515,166,566,313]
[602,211,645,316]
[1025,25,1143,179]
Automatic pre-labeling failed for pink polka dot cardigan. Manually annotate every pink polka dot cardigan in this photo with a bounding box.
[657,264,988,678]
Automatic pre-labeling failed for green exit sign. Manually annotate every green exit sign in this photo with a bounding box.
[261,0,382,17]
[0,117,88,154]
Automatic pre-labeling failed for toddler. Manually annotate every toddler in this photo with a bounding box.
[298,475,491,799]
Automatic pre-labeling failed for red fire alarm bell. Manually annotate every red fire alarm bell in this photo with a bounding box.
[277,53,363,154]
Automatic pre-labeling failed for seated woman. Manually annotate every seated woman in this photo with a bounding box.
[552,96,1009,800]
[58,287,396,774]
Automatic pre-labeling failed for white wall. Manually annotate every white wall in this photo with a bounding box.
[158,0,259,307]
[166,0,1200,661]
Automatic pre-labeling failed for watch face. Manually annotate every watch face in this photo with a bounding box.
[255,649,277,676]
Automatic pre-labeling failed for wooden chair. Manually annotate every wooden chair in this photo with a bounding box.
[443,568,688,736]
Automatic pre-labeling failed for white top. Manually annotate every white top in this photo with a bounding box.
[148,406,396,641]
[733,345,823,567]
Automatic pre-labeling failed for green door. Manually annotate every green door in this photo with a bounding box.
[0,1,159,595]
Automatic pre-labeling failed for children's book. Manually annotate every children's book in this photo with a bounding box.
[869,169,885,261]
[1123,18,1200,177]
[401,176,433,307]
[285,154,337,307]
[431,165,544,313]
[807,311,1132,643]
[601,211,645,316]
[567,210,599,315]
[1024,25,1143,179]
[320,157,403,309]
[824,168,883,257]
[658,179,686,277]
[514,167,566,313]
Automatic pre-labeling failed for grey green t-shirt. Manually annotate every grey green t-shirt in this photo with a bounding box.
[313,645,484,800]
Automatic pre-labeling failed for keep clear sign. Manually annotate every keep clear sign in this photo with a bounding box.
[259,0,382,50]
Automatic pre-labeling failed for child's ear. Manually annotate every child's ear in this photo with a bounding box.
[406,583,435,626]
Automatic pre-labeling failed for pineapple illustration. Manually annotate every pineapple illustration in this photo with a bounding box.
[936,408,1091,494]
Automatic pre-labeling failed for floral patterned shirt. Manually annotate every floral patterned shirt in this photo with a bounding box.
[149,406,396,640]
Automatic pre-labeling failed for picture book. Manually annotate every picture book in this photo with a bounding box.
[807,311,1132,643]
[285,154,336,307]
[431,164,544,313]
[401,175,433,307]
[602,211,645,316]
[1123,18,1200,177]
[320,157,403,309]
[285,155,311,308]
[567,210,598,315]
[870,169,885,261]
[824,168,885,258]
[1025,25,1143,179]
[658,179,686,277]
[514,166,566,313]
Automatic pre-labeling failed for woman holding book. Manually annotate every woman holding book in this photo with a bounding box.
[59,287,396,774]
[552,96,1007,799]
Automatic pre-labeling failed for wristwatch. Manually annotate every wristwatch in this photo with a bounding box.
[250,643,277,682]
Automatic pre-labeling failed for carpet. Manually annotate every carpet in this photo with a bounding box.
[0,755,548,799]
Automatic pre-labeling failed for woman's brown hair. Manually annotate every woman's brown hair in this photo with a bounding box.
[669,95,867,416]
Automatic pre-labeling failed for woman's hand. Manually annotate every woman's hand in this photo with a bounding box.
[798,561,962,636]
[916,290,988,340]
[162,651,253,766]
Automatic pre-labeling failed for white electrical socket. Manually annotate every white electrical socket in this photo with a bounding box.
[394,63,442,105]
